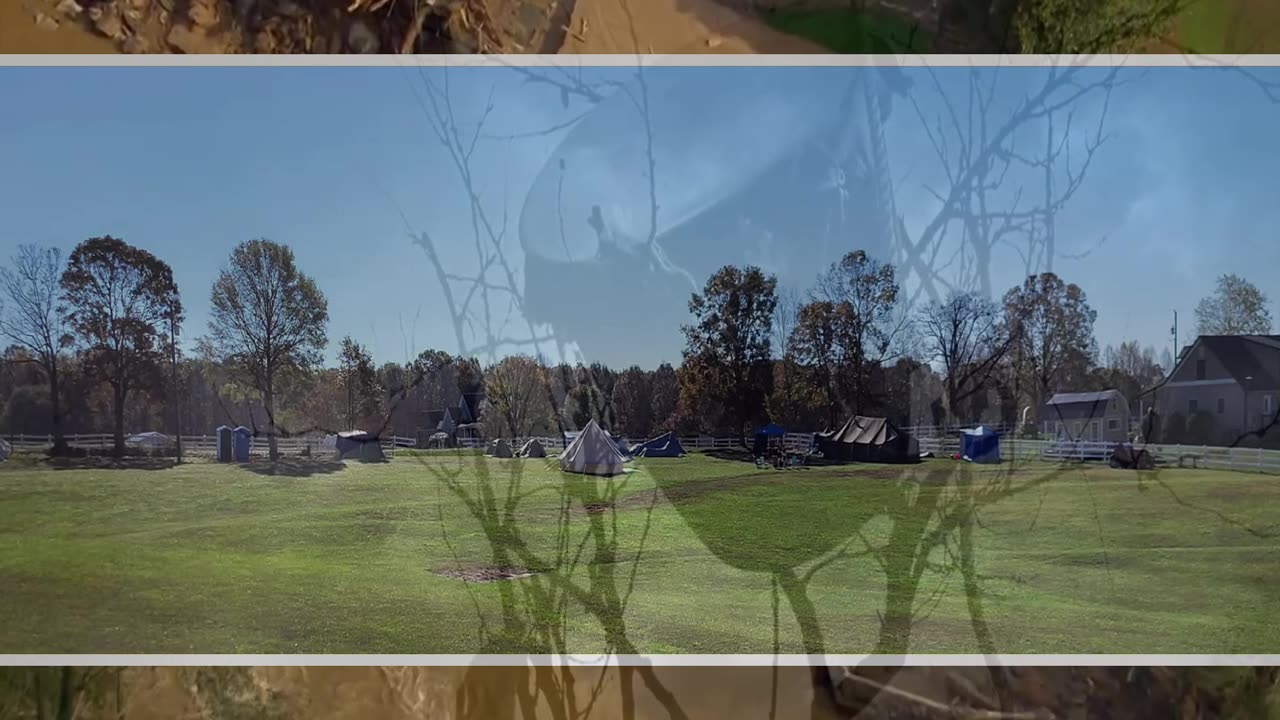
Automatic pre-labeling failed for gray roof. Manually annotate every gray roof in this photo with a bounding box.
[1046,390,1124,406]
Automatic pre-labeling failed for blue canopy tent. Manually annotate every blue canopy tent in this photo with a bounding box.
[752,423,786,457]
[630,431,687,458]
[959,426,1001,464]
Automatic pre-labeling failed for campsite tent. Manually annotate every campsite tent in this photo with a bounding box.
[0,438,9,462]
[518,438,548,458]
[559,419,628,476]
[816,416,920,464]
[631,432,686,458]
[335,430,385,462]
[488,438,514,458]
[752,423,786,457]
[958,426,1001,464]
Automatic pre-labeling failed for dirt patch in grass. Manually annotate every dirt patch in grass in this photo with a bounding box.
[582,501,613,514]
[433,565,540,583]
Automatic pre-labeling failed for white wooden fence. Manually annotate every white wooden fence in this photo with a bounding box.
[3,433,417,458]
[918,436,1280,474]
[9,430,1280,474]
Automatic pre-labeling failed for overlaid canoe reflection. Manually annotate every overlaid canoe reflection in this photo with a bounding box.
[3,666,1277,719]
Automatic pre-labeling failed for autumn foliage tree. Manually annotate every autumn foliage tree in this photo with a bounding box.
[611,366,653,438]
[1196,273,1272,336]
[1002,272,1098,413]
[60,237,182,457]
[208,239,329,460]
[680,265,777,443]
[338,336,383,431]
[483,355,553,438]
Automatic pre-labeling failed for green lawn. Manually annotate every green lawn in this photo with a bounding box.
[0,451,1277,653]
[762,8,930,54]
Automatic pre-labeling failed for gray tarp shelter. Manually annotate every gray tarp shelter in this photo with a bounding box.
[559,419,627,476]
[816,415,920,464]
[488,438,514,458]
[631,432,686,458]
[519,438,548,458]
[335,430,385,462]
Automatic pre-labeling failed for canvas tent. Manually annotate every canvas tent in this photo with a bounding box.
[816,416,920,464]
[488,438,514,458]
[334,430,385,462]
[559,419,628,476]
[958,426,1001,464]
[631,432,686,458]
[518,438,548,458]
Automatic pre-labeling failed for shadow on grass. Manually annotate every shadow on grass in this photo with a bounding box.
[40,456,182,472]
[239,457,348,477]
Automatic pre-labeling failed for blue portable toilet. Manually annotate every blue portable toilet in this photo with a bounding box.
[959,426,1001,464]
[232,426,253,463]
[215,425,234,463]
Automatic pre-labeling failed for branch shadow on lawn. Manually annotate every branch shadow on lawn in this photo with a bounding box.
[39,456,182,472]
[238,457,348,478]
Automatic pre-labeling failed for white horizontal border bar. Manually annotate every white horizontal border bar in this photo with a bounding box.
[3,54,1280,68]
[3,655,1279,667]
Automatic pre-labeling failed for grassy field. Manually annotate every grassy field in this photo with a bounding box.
[761,7,930,53]
[0,450,1277,654]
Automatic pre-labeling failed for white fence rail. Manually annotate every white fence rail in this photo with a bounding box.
[919,436,1280,473]
[3,433,417,458]
[9,431,1280,474]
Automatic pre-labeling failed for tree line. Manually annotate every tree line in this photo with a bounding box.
[1,237,1271,457]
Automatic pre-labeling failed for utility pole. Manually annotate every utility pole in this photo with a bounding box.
[169,308,182,464]
[1171,310,1178,360]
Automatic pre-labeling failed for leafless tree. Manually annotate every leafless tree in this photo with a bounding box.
[0,245,70,453]
[918,290,1014,424]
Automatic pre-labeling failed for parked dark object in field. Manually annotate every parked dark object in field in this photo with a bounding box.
[1109,442,1155,470]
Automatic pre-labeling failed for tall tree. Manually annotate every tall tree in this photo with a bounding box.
[60,237,181,456]
[562,382,607,430]
[610,366,653,438]
[208,239,329,460]
[1002,272,1097,414]
[0,245,71,453]
[681,265,778,443]
[786,299,850,426]
[918,291,1014,424]
[338,336,382,431]
[1196,274,1272,336]
[813,250,910,417]
[649,363,679,431]
[483,355,553,438]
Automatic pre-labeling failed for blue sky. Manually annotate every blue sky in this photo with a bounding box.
[2,64,1278,371]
